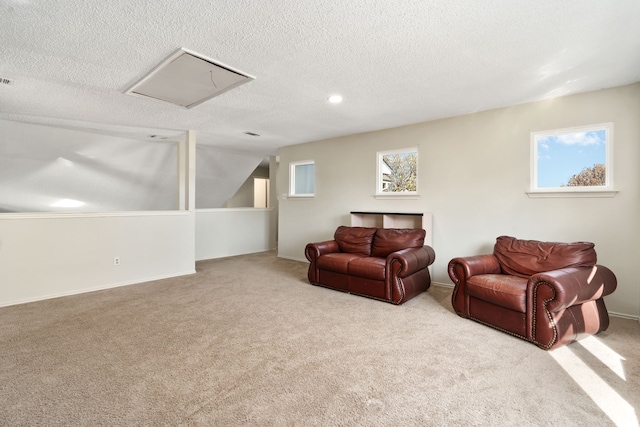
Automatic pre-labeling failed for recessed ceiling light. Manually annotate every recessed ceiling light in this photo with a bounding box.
[328,95,343,104]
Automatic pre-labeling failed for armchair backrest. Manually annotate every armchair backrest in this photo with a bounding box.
[493,235,597,278]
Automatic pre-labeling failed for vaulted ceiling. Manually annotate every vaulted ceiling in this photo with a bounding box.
[1,1,639,210]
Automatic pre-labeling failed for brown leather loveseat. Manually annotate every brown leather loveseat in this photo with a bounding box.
[305,226,436,304]
[448,236,617,350]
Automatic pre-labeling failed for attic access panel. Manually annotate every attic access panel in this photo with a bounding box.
[125,48,254,109]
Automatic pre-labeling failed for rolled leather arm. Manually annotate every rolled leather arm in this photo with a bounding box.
[305,240,340,262]
[447,255,501,285]
[387,245,436,278]
[528,265,617,313]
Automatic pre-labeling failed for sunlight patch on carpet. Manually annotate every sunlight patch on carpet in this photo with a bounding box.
[578,335,626,380]
[550,343,637,427]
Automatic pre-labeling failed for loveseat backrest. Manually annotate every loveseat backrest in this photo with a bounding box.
[334,226,377,256]
[371,228,426,257]
[334,226,426,257]
[493,235,597,278]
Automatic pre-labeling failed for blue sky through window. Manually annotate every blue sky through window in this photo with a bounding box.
[536,129,607,188]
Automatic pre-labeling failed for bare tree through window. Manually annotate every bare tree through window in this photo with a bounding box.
[378,148,418,194]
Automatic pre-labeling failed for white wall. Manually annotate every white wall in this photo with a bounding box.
[0,212,195,307]
[0,129,201,308]
[277,83,640,318]
[196,208,276,261]
[0,204,279,308]
[0,119,180,213]
[0,127,280,307]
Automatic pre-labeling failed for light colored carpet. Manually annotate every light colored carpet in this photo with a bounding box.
[1,251,639,426]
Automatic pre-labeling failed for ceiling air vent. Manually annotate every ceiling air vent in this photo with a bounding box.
[0,77,14,86]
[125,48,255,109]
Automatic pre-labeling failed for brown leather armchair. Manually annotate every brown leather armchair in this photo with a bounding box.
[448,236,617,350]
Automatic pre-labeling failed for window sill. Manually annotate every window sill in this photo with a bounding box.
[526,190,618,198]
[373,193,420,200]
[285,195,315,200]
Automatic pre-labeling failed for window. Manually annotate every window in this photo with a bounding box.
[376,148,418,196]
[289,160,314,197]
[530,123,615,197]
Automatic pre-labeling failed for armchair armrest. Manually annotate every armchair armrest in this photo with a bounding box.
[305,240,340,262]
[387,245,436,277]
[447,254,501,285]
[528,264,617,313]
[448,254,501,317]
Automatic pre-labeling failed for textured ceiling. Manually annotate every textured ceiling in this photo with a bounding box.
[1,1,640,211]
[1,0,639,154]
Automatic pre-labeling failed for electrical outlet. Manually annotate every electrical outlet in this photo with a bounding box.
[114,257,120,266]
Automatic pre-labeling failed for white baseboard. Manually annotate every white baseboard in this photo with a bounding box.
[196,248,278,262]
[278,255,308,263]
[608,311,640,322]
[431,281,454,289]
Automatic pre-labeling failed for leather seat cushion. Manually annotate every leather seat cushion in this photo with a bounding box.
[347,257,386,280]
[466,274,528,312]
[494,235,597,278]
[317,253,364,274]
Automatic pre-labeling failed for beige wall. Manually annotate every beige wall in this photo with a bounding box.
[224,166,269,208]
[277,83,640,318]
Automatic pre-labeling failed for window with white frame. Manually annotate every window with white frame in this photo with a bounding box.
[376,148,418,195]
[289,160,315,197]
[530,123,614,196]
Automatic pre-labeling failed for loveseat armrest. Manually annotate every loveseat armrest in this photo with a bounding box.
[528,265,617,313]
[387,245,436,277]
[447,254,502,285]
[305,240,341,285]
[305,240,341,263]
